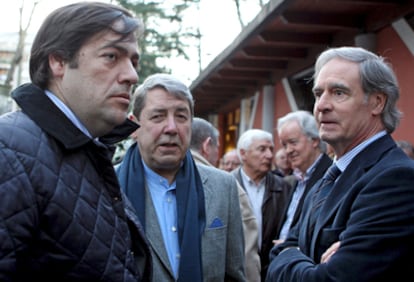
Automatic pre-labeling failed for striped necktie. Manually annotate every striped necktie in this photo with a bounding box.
[308,164,341,237]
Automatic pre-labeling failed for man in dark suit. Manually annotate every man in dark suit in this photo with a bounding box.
[266,46,414,281]
[273,110,332,246]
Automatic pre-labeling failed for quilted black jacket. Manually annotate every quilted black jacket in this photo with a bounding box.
[0,83,152,281]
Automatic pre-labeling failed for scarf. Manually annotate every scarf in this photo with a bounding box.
[117,143,205,281]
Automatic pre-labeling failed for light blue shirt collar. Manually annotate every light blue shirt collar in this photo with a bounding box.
[44,89,93,139]
[294,153,324,181]
[142,160,180,278]
[335,130,387,172]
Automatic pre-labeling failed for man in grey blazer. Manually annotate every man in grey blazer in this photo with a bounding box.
[116,73,245,281]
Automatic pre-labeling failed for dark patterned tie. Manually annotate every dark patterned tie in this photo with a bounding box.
[308,164,341,237]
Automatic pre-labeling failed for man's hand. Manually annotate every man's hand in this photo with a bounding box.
[272,239,285,246]
[321,241,340,263]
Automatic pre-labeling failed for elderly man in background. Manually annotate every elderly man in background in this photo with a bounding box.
[222,149,242,172]
[189,117,220,166]
[273,110,332,246]
[272,148,293,177]
[231,129,292,281]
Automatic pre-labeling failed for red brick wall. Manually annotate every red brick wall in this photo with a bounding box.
[377,26,414,144]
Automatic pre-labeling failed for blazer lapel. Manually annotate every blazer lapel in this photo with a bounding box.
[313,135,395,244]
[144,185,175,278]
[293,154,332,229]
[307,154,333,191]
[199,168,213,212]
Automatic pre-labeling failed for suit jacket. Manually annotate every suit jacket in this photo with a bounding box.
[280,153,332,233]
[267,134,414,281]
[232,168,292,281]
[147,163,246,282]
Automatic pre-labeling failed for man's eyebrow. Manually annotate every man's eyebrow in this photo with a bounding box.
[176,106,190,112]
[313,82,349,93]
[329,82,348,89]
[101,41,140,60]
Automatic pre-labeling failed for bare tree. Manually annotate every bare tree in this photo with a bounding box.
[5,0,39,87]
[233,0,267,29]
[233,0,245,28]
[194,1,202,72]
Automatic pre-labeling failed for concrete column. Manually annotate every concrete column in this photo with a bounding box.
[262,85,274,134]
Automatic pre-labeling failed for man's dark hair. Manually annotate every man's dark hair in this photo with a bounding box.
[30,2,143,89]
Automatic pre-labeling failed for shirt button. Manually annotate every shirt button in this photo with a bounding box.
[172,226,177,232]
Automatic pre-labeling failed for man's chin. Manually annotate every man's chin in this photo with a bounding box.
[320,133,336,144]
[156,157,183,170]
[106,111,128,126]
[157,153,184,163]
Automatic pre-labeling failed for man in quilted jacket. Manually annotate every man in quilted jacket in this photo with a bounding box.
[0,2,151,281]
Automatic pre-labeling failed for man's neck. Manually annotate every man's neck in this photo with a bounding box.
[242,167,267,185]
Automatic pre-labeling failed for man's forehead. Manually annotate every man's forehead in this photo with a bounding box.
[147,91,190,106]
[144,100,191,113]
[252,138,273,145]
[86,24,138,47]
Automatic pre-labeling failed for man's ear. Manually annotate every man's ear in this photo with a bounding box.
[48,53,65,77]
[128,113,138,123]
[201,137,212,155]
[370,92,386,115]
[311,138,320,150]
[239,148,247,162]
[128,114,140,141]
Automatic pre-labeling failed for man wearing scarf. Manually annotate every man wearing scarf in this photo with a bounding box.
[116,73,246,282]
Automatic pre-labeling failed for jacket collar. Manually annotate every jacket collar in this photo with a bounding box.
[190,149,213,166]
[12,83,138,149]
[318,134,395,228]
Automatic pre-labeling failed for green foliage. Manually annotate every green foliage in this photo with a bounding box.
[116,0,200,83]
[112,0,200,164]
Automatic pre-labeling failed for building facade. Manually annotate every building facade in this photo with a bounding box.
[190,0,414,159]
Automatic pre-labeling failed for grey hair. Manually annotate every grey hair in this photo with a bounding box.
[236,129,273,160]
[190,117,219,150]
[313,46,401,133]
[277,110,327,152]
[132,73,194,119]
[223,149,239,160]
